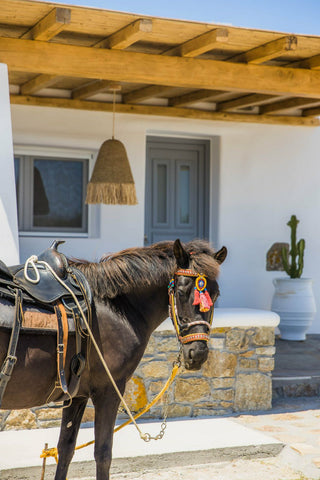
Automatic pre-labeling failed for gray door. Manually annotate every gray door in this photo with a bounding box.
[145,137,209,245]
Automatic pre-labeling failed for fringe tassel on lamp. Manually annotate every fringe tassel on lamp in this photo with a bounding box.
[86,90,138,205]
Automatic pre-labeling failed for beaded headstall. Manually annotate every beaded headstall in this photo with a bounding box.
[168,268,214,344]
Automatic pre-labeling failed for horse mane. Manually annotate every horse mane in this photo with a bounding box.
[70,239,220,301]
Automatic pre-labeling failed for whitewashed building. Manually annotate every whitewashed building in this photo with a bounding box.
[1,1,320,331]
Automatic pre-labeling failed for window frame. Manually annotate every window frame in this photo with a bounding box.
[14,145,98,238]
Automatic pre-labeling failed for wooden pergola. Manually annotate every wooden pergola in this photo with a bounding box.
[2,0,320,126]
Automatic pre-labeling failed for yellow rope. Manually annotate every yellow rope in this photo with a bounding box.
[40,363,180,462]
[40,447,59,463]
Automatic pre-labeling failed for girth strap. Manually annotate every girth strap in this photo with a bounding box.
[46,302,70,404]
[56,302,69,393]
[0,289,23,406]
[66,308,86,400]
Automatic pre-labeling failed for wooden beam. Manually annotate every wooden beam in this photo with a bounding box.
[10,94,320,127]
[94,19,152,49]
[21,7,71,41]
[20,74,61,95]
[72,80,121,99]
[123,85,173,104]
[163,28,228,57]
[228,36,297,64]
[124,29,228,104]
[124,29,228,103]
[19,8,71,95]
[288,54,320,70]
[21,18,150,96]
[217,94,277,111]
[3,37,320,98]
[260,97,320,114]
[302,106,320,117]
[169,89,224,107]
[21,16,152,98]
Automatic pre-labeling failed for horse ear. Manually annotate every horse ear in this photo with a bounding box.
[214,246,227,265]
[173,239,189,268]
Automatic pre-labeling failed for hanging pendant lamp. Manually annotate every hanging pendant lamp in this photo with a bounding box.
[86,89,138,205]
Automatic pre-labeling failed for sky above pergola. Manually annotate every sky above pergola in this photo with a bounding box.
[50,0,320,35]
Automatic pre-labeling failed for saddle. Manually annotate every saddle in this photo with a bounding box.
[0,240,91,313]
[0,240,92,407]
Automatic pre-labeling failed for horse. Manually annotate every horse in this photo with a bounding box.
[0,238,227,479]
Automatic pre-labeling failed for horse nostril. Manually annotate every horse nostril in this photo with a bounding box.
[189,349,195,360]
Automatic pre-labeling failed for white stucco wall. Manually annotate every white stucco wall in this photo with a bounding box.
[9,104,320,332]
[0,64,19,264]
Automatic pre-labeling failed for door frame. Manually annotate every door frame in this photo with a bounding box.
[145,135,219,245]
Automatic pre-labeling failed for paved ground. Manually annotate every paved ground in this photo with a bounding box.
[112,397,320,480]
[2,396,320,480]
[108,397,320,480]
[274,335,320,378]
[109,460,311,480]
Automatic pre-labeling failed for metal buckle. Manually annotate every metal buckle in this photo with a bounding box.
[1,355,17,376]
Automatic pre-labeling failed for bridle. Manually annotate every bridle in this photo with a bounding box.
[168,268,214,345]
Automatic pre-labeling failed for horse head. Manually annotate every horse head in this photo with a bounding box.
[170,239,227,370]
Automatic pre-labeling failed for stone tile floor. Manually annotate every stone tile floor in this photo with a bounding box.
[106,397,320,480]
[108,461,307,480]
[233,396,320,479]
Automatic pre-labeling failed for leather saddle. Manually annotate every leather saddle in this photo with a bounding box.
[0,240,91,316]
[0,240,92,407]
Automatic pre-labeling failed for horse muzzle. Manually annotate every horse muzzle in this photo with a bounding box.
[182,341,209,370]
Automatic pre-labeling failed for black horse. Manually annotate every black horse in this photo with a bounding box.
[0,239,227,479]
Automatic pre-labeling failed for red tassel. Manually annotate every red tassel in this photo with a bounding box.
[199,291,210,312]
[204,290,213,307]
[193,288,200,305]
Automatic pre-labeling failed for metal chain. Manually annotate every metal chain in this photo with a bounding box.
[142,349,182,442]
[142,393,169,442]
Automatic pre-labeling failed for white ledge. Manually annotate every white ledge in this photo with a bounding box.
[156,308,280,331]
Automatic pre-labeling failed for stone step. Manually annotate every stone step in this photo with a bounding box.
[272,375,320,398]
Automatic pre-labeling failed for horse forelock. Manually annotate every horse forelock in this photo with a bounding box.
[70,240,220,301]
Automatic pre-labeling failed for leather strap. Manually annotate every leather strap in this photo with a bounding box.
[46,301,69,403]
[47,303,86,405]
[55,302,69,395]
[0,289,23,406]
[66,308,86,399]
[178,332,210,344]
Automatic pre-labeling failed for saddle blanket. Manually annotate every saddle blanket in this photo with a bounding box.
[0,297,78,333]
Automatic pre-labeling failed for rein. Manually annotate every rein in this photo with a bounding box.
[168,269,214,344]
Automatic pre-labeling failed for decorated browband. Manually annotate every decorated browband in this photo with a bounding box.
[169,269,213,313]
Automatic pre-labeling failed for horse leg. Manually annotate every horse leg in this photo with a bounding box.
[92,386,123,480]
[54,396,88,480]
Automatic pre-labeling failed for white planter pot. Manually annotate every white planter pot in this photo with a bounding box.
[271,278,316,341]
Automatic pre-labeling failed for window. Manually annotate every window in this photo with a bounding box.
[15,154,89,235]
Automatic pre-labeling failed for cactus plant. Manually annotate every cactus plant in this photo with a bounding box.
[281,215,305,278]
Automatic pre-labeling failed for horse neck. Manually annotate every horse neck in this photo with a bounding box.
[126,282,170,335]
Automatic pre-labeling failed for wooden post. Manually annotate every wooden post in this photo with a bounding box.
[40,443,48,480]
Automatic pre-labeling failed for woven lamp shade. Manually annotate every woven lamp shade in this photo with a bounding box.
[86,138,138,205]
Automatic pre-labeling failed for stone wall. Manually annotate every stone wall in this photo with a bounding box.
[0,324,276,431]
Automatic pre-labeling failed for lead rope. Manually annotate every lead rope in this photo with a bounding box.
[24,256,174,442]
